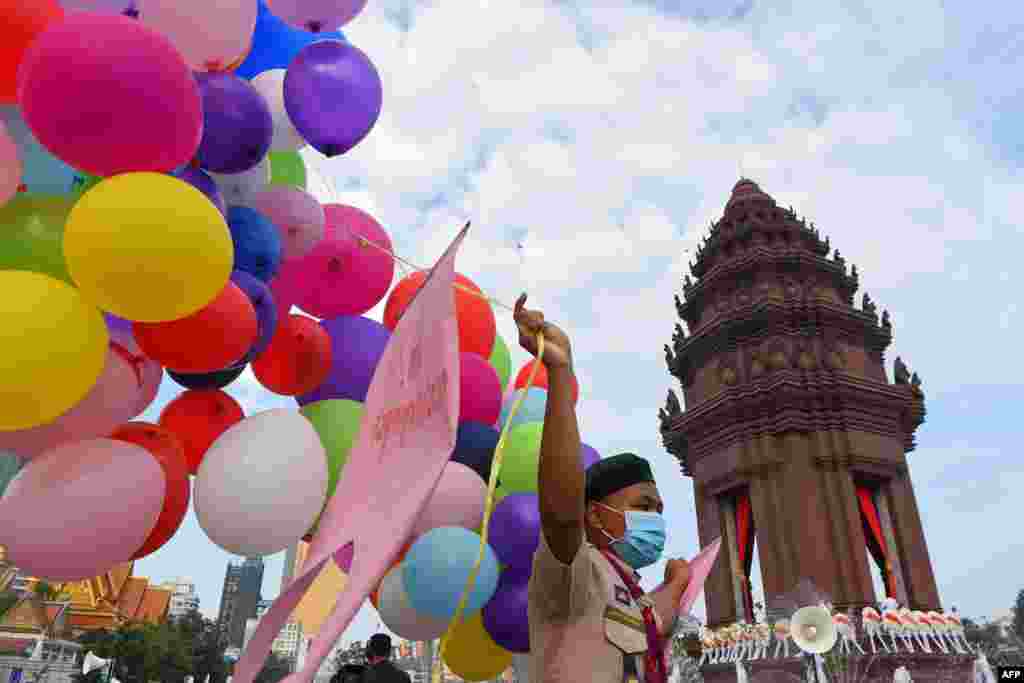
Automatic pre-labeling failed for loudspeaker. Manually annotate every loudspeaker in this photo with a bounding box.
[83,651,110,675]
[790,606,837,654]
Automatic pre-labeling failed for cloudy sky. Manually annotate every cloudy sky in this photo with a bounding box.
[136,0,1023,648]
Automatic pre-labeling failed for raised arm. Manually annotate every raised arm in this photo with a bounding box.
[513,294,583,565]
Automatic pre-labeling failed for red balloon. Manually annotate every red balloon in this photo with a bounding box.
[251,314,331,395]
[112,421,190,559]
[513,361,579,405]
[383,272,496,358]
[158,389,243,474]
[1,0,62,103]
[134,283,258,373]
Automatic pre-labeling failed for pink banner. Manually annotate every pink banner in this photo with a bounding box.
[233,225,468,683]
[679,537,722,615]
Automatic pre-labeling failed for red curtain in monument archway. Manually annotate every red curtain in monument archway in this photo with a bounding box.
[856,485,896,598]
[735,493,756,621]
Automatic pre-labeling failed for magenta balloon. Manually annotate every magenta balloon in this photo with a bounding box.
[410,462,487,539]
[17,14,202,177]
[269,259,310,319]
[459,352,502,426]
[0,341,146,459]
[60,0,134,12]
[250,186,325,261]
[0,439,166,581]
[266,0,367,32]
[282,40,382,158]
[295,204,394,318]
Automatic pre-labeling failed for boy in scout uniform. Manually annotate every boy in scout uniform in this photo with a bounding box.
[513,295,692,683]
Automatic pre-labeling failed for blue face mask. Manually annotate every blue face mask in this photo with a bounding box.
[598,503,667,569]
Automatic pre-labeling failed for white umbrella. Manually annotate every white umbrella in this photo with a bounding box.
[893,665,912,682]
[736,662,750,683]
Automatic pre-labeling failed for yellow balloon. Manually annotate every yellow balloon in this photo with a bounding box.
[0,271,107,431]
[442,612,513,682]
[63,172,233,322]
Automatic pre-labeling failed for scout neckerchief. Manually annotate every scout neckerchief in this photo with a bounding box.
[599,549,668,683]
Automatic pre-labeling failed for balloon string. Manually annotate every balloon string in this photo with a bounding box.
[431,333,545,683]
[348,227,517,314]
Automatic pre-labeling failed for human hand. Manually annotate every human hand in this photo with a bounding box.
[665,558,691,588]
[513,293,573,369]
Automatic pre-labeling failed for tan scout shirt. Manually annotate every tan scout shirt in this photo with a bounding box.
[527,531,682,683]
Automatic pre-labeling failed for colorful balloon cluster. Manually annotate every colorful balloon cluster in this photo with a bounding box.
[0,0,378,577]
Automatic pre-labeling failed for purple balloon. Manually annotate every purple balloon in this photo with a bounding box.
[173,166,226,215]
[283,40,382,157]
[230,270,278,363]
[296,315,390,405]
[195,73,274,173]
[103,312,133,336]
[581,442,601,470]
[482,568,531,653]
[489,493,540,569]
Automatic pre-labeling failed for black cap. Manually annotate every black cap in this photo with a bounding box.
[366,633,392,658]
[585,452,655,502]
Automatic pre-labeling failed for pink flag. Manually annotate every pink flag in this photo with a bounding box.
[233,225,468,683]
[679,537,722,615]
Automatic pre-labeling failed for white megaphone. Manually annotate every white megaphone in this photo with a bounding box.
[82,651,111,675]
[790,606,837,654]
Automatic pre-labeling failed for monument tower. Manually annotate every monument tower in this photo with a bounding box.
[660,179,938,626]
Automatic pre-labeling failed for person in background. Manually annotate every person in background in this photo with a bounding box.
[514,294,692,683]
[361,634,411,683]
[331,664,366,683]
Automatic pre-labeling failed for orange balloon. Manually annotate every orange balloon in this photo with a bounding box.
[370,539,413,609]
[158,389,243,474]
[134,282,258,373]
[513,361,579,404]
[383,272,496,358]
[1,0,63,103]
[112,421,191,559]
[252,314,331,395]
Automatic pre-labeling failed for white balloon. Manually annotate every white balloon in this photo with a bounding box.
[195,409,327,556]
[377,565,449,641]
[210,157,271,208]
[251,69,306,151]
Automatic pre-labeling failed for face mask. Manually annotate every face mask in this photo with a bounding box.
[597,503,666,569]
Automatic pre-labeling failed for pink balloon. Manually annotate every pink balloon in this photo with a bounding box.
[0,438,166,581]
[0,121,20,205]
[460,352,502,426]
[409,462,486,539]
[60,0,133,12]
[109,326,163,417]
[17,14,202,177]
[137,0,258,72]
[333,541,353,572]
[266,0,368,32]
[295,204,393,318]
[0,337,152,459]
[250,186,325,261]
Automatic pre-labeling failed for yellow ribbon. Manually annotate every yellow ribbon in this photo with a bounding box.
[431,333,546,683]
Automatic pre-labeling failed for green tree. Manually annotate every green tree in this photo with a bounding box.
[1014,588,1024,643]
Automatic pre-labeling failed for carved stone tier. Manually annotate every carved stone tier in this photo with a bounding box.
[662,372,926,476]
[677,247,858,329]
[700,653,975,683]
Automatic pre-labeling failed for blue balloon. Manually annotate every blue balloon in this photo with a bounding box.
[1,106,79,195]
[452,421,499,484]
[0,451,23,498]
[403,526,500,620]
[499,387,547,431]
[226,206,283,282]
[234,0,344,80]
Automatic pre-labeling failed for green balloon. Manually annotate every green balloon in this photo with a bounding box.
[0,194,74,283]
[300,399,364,500]
[498,422,544,493]
[489,334,512,393]
[268,151,307,189]
[0,452,23,498]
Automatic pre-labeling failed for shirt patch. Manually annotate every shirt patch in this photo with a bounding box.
[615,585,632,606]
